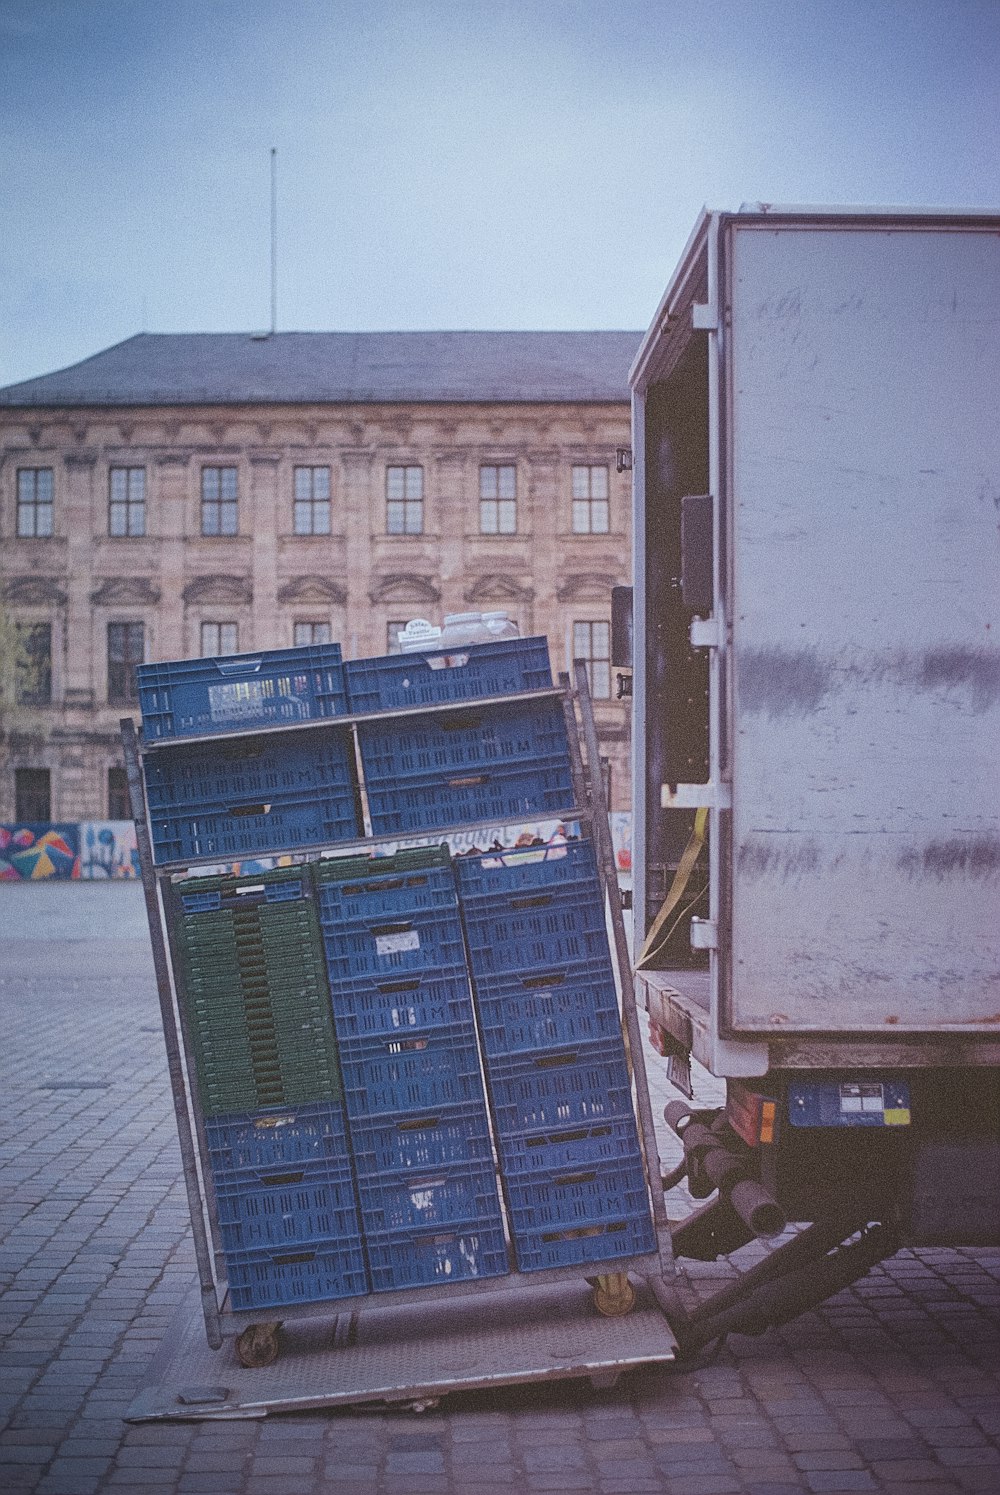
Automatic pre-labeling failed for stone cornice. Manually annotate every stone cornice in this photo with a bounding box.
[276,574,347,606]
[90,575,162,606]
[556,571,620,602]
[182,574,253,605]
[369,573,441,604]
[3,576,69,607]
[463,573,534,605]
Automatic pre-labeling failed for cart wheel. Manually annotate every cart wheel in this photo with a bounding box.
[236,1321,282,1368]
[592,1273,636,1318]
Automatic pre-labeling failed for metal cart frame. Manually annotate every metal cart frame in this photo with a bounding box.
[122,666,678,1361]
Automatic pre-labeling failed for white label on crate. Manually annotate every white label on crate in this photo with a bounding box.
[376,929,420,956]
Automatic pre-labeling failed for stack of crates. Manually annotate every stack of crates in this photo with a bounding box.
[203,1101,367,1312]
[347,637,573,836]
[139,642,365,1313]
[170,866,367,1310]
[315,847,509,1291]
[138,645,359,863]
[455,839,657,1272]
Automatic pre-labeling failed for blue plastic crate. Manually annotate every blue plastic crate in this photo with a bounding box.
[138,643,347,742]
[454,837,601,901]
[212,1158,362,1252]
[150,787,359,864]
[145,726,354,814]
[224,1236,368,1311]
[205,1102,350,1172]
[356,698,569,781]
[339,1022,488,1118]
[486,1042,635,1136]
[318,903,467,985]
[356,1158,503,1235]
[365,758,573,838]
[496,1114,647,1174]
[472,961,622,1057]
[458,847,612,978]
[327,966,476,1041]
[315,853,458,926]
[511,1212,657,1274]
[345,636,552,713]
[502,1154,651,1235]
[180,876,306,914]
[348,1102,494,1175]
[364,1220,510,1292]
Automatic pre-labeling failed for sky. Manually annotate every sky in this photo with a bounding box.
[1,0,999,388]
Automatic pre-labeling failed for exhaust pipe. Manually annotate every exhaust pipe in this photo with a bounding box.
[664,1102,786,1240]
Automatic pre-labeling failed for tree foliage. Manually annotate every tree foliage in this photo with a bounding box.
[0,600,44,763]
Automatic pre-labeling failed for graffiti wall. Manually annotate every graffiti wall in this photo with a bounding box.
[1,816,631,882]
[0,822,139,880]
[80,823,140,879]
[0,824,81,880]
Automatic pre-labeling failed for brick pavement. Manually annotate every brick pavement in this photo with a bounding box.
[1,886,998,1495]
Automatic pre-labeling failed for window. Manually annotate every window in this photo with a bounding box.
[386,466,423,535]
[15,624,52,706]
[387,620,407,654]
[294,621,331,646]
[107,622,144,705]
[201,466,238,536]
[108,766,131,820]
[16,468,54,537]
[573,620,611,699]
[479,464,516,534]
[15,768,50,823]
[201,622,239,656]
[109,467,146,537]
[571,464,609,534]
[293,466,331,535]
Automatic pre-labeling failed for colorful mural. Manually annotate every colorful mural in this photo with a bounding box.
[0,822,141,880]
[80,822,140,880]
[0,824,81,880]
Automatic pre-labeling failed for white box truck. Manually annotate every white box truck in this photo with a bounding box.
[627,207,1000,1346]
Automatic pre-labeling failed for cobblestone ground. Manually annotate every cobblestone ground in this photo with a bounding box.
[1,886,998,1495]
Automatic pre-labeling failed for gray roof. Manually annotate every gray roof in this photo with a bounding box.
[0,331,643,408]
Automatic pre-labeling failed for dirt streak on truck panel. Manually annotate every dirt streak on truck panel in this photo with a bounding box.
[737,646,1000,718]
[897,836,1000,881]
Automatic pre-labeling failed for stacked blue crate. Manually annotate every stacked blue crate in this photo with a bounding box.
[140,647,367,1313]
[139,645,359,864]
[138,642,348,741]
[315,847,509,1291]
[455,838,657,1272]
[204,1100,368,1312]
[347,638,571,837]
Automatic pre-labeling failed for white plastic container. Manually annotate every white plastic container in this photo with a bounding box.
[398,612,520,652]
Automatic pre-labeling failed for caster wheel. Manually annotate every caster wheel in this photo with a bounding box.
[592,1273,636,1318]
[235,1321,282,1368]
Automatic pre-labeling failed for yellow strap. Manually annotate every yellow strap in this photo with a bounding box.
[635,805,708,971]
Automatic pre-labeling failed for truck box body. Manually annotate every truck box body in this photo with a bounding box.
[631,209,1000,1074]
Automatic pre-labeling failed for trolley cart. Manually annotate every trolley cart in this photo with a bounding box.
[122,666,679,1403]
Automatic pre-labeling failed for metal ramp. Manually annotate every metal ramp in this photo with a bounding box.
[127,1277,677,1421]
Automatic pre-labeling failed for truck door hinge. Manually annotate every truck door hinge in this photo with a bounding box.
[661,782,732,810]
[690,917,718,951]
[689,616,721,648]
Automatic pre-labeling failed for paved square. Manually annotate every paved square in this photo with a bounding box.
[1,886,997,1494]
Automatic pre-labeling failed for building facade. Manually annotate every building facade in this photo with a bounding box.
[0,331,640,824]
